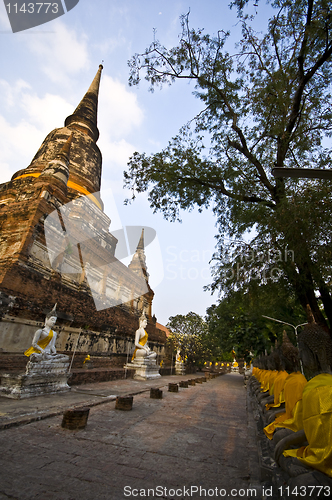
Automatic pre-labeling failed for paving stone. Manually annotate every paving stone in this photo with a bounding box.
[0,373,261,500]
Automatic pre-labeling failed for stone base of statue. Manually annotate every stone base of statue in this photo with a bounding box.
[124,357,161,381]
[0,357,70,399]
[175,361,186,375]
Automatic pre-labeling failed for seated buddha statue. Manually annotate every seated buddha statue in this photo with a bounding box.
[264,332,303,429]
[274,321,332,478]
[24,304,69,363]
[132,312,157,363]
[259,348,284,409]
[253,356,270,396]
[264,332,307,439]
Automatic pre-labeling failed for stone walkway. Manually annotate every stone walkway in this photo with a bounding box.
[0,373,261,500]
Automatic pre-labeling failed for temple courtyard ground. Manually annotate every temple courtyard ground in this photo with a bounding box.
[0,373,263,500]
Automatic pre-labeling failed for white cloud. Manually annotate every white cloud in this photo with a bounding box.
[25,21,90,83]
[0,115,43,182]
[96,75,145,178]
[0,162,15,185]
[0,77,73,133]
[0,76,74,184]
[100,177,125,201]
[98,75,144,139]
[0,79,31,109]
[21,93,73,131]
[99,138,136,172]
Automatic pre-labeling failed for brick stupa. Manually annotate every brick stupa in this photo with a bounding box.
[0,66,165,374]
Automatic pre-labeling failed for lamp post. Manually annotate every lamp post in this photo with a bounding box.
[262,315,307,374]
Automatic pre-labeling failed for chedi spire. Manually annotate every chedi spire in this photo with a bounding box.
[65,64,103,142]
[128,229,149,281]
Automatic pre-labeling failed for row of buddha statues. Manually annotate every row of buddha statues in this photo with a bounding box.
[0,307,159,398]
[248,316,332,492]
[22,306,156,367]
[24,305,155,365]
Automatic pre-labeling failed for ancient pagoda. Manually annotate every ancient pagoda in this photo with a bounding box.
[0,66,164,370]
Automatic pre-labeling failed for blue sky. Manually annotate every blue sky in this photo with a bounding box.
[0,0,267,325]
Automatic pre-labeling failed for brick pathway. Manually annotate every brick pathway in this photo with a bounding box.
[0,374,260,500]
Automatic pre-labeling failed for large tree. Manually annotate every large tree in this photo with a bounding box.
[166,312,212,366]
[125,0,332,332]
[206,278,307,359]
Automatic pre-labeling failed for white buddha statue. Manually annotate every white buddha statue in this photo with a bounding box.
[24,304,69,363]
[132,312,157,362]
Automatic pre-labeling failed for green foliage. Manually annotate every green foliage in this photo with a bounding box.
[206,280,307,360]
[167,311,208,336]
[125,1,332,331]
[221,351,235,362]
[166,312,212,366]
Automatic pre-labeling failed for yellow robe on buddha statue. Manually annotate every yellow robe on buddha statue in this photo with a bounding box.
[268,370,279,396]
[283,373,332,477]
[265,370,289,410]
[24,329,54,357]
[264,372,307,439]
[132,330,148,361]
[259,370,272,393]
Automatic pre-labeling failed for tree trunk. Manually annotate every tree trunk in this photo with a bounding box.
[286,258,330,335]
[318,283,332,335]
